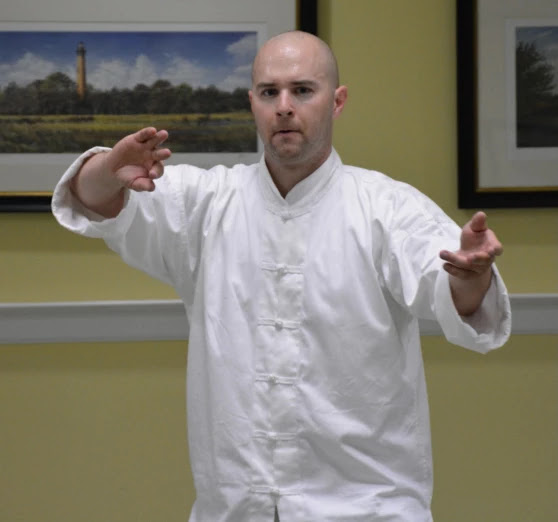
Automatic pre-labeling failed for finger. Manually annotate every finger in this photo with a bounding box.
[472,230,503,257]
[134,127,158,143]
[440,250,468,267]
[152,147,171,162]
[470,252,495,265]
[488,236,503,257]
[148,160,165,179]
[144,130,170,152]
[440,250,492,272]
[483,244,503,258]
[155,129,169,145]
[470,211,487,233]
[128,176,156,192]
[442,263,478,280]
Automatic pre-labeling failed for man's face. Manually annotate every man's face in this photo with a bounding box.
[249,37,345,170]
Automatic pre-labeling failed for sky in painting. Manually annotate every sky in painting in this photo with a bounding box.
[516,25,558,94]
[0,30,257,92]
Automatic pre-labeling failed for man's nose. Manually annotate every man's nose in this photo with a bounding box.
[276,91,293,116]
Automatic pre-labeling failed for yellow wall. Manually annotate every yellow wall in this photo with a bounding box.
[322,0,557,294]
[1,1,557,520]
[0,341,193,522]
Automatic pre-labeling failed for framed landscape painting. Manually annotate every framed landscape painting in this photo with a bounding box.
[0,0,317,211]
[457,0,558,208]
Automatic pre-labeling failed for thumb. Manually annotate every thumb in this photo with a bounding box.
[470,211,488,233]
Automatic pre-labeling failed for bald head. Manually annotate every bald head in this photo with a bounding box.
[248,30,347,185]
[252,31,340,88]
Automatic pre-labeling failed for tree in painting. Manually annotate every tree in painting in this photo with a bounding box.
[515,31,558,148]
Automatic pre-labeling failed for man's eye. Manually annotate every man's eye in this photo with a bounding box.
[295,86,312,95]
[261,89,277,97]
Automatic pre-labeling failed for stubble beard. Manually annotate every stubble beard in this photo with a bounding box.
[266,132,312,166]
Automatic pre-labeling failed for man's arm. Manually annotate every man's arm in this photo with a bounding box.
[439,212,503,316]
[70,127,171,218]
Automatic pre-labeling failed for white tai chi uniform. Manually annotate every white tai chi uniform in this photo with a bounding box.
[53,148,511,521]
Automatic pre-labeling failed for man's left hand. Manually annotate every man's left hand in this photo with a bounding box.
[439,211,503,280]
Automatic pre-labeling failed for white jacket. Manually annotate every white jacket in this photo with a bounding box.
[52,148,511,521]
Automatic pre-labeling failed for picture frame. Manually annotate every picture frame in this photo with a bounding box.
[0,0,317,212]
[457,0,558,208]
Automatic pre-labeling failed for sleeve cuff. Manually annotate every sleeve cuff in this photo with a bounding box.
[51,147,138,239]
[434,265,512,353]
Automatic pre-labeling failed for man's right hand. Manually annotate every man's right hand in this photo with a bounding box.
[105,127,172,192]
[70,127,172,218]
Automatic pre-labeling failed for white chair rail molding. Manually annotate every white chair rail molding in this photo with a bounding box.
[1,294,557,344]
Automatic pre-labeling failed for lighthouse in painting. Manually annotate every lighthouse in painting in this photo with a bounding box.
[76,42,86,100]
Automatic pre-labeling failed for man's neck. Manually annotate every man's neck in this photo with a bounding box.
[266,149,331,198]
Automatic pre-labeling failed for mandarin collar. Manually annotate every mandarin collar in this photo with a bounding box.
[257,149,341,216]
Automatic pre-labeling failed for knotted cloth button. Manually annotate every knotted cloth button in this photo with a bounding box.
[269,374,279,384]
[271,487,281,497]
[275,319,283,330]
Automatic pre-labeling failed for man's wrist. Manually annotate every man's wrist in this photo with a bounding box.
[449,268,493,316]
[69,150,126,218]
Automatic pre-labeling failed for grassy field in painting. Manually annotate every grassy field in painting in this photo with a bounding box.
[0,112,257,153]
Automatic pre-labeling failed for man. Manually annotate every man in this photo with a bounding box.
[52,31,510,521]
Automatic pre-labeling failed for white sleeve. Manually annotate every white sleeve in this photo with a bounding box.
[50,147,122,237]
[383,182,511,353]
[51,147,185,288]
[433,264,511,353]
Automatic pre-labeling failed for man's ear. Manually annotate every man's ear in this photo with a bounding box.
[248,90,254,112]
[333,85,348,119]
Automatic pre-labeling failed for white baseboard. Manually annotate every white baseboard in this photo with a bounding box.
[1,294,557,344]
